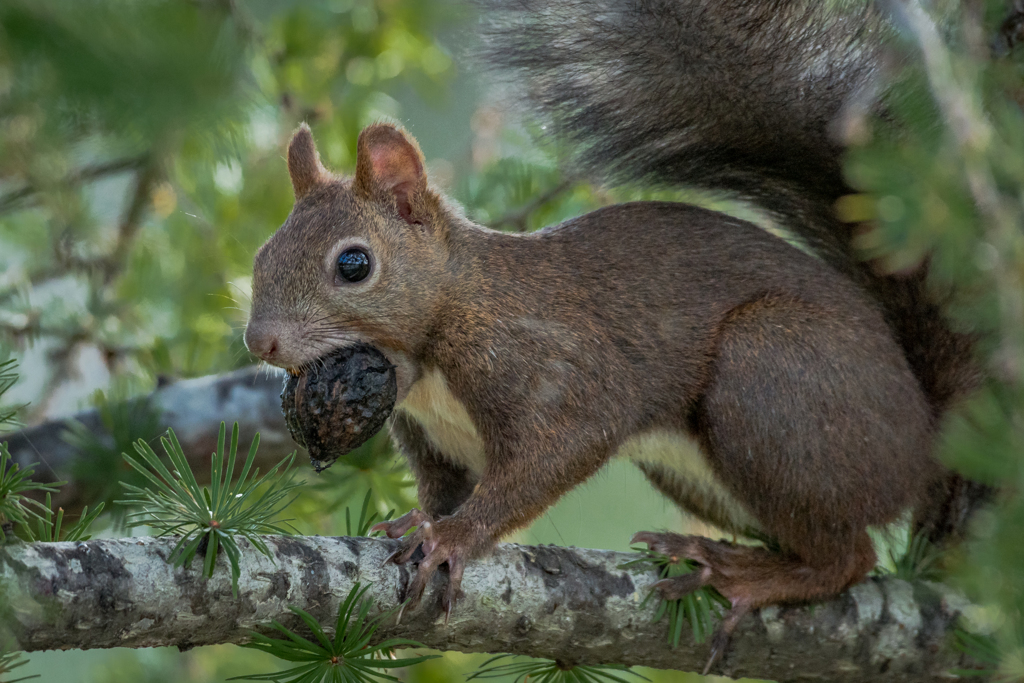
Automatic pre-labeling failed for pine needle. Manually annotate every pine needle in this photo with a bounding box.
[467,654,649,683]
[0,443,61,533]
[621,548,729,647]
[117,422,300,596]
[231,582,439,683]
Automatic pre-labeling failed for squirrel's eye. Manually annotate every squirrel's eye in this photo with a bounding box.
[337,248,371,283]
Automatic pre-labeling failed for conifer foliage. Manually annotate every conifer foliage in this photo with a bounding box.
[0,0,1023,681]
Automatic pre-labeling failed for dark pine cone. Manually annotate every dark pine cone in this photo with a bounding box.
[281,344,397,472]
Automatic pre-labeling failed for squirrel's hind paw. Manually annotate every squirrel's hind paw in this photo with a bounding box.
[631,530,714,564]
[633,529,876,673]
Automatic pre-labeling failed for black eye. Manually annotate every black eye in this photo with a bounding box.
[337,248,371,283]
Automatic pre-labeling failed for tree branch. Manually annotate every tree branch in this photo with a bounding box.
[0,156,148,216]
[490,179,574,232]
[0,367,986,679]
[101,160,160,286]
[1,366,291,511]
[0,536,977,681]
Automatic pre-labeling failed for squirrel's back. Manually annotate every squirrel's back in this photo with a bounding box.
[453,201,938,547]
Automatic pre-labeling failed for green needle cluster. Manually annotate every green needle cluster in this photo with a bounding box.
[952,629,1007,679]
[887,530,943,582]
[344,490,393,538]
[0,444,59,534]
[118,422,300,596]
[622,549,730,647]
[466,654,649,683]
[0,359,23,430]
[232,582,439,683]
[0,649,37,683]
[22,492,104,543]
[0,358,102,544]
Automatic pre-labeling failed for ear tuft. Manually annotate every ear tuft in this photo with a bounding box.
[353,123,427,223]
[287,124,328,200]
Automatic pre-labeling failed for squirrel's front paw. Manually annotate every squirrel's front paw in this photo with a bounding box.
[371,510,485,621]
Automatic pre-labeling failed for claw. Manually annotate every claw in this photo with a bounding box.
[704,634,729,675]
[375,510,477,624]
[443,555,465,626]
[630,530,697,563]
[630,531,660,547]
[703,626,729,675]
[395,601,407,626]
[702,601,750,675]
[441,577,461,626]
[404,558,433,612]
[444,596,454,626]
[371,508,432,539]
[380,548,403,568]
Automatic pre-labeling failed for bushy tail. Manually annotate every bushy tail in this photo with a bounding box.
[479,0,988,542]
[479,0,878,208]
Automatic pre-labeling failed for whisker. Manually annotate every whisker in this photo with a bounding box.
[227,281,252,302]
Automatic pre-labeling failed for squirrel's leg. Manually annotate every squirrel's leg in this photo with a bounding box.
[389,411,477,518]
[377,411,612,617]
[634,464,876,672]
[374,412,479,620]
[635,297,932,670]
[632,531,876,672]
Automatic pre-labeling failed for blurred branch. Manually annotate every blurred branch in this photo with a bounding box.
[0,158,159,413]
[102,160,160,285]
[0,155,147,216]
[30,331,94,422]
[490,179,574,232]
[0,366,293,512]
[0,536,979,681]
[0,154,155,308]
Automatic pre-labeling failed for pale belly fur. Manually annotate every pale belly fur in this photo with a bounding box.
[397,367,488,475]
[396,367,757,533]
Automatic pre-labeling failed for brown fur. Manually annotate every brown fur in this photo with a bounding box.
[287,124,330,200]
[245,124,941,633]
[477,0,993,553]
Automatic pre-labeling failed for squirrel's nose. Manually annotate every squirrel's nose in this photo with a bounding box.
[244,321,280,362]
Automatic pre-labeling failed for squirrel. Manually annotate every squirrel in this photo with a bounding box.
[244,0,990,669]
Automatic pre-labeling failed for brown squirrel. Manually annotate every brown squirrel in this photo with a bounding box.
[245,0,988,668]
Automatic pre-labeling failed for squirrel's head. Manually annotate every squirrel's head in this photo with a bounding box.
[245,122,453,375]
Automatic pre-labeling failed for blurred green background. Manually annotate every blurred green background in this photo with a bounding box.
[1,0,1023,681]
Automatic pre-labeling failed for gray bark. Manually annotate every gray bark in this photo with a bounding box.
[0,535,980,681]
[2,366,292,512]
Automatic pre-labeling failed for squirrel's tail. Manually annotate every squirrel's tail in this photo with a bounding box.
[478,0,877,216]
[479,0,988,542]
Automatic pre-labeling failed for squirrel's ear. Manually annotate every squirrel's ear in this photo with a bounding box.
[287,124,329,200]
[353,123,427,224]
